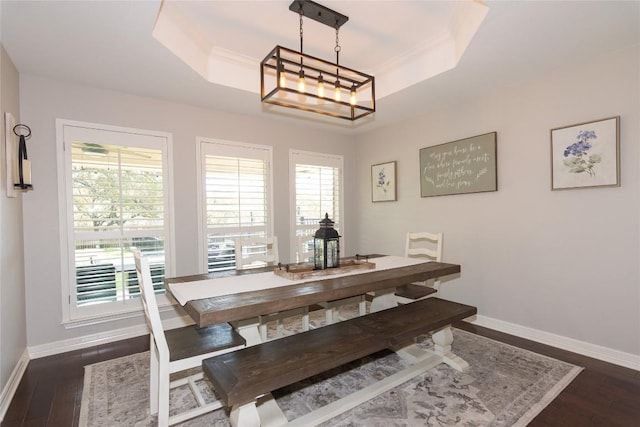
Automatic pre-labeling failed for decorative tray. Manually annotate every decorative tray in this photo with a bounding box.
[274,258,376,280]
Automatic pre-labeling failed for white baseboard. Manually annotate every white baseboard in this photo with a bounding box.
[470,314,640,371]
[28,315,193,359]
[0,348,29,422]
[1,315,193,420]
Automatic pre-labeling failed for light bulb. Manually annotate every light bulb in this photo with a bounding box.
[334,80,341,102]
[297,69,305,93]
[279,66,286,88]
[317,74,325,98]
[350,85,357,106]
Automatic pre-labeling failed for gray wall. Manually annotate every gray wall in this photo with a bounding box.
[0,44,27,397]
[10,42,640,361]
[19,74,355,347]
[354,45,640,356]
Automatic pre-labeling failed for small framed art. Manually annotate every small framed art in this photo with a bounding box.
[371,161,397,202]
[551,116,620,190]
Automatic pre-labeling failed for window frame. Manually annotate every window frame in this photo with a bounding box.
[196,137,274,274]
[57,119,175,323]
[289,149,345,261]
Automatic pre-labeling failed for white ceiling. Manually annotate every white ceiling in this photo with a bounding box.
[151,1,487,99]
[1,1,639,134]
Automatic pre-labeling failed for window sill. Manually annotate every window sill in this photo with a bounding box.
[62,301,176,329]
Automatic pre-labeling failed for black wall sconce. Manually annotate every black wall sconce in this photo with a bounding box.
[5,112,33,197]
[13,124,33,191]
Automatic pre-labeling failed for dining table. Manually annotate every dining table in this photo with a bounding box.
[166,255,461,346]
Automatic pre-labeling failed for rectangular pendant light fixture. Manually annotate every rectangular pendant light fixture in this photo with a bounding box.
[260,0,375,121]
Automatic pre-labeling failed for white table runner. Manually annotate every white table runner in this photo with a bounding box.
[168,256,429,306]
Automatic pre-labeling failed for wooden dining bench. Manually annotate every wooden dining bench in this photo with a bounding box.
[202,297,477,427]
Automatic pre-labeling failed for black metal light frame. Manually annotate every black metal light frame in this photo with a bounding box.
[260,0,376,121]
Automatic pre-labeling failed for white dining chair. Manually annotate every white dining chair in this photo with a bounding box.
[296,234,314,263]
[234,236,310,340]
[234,235,280,270]
[396,231,444,304]
[134,250,245,427]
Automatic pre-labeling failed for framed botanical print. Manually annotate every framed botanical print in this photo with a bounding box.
[551,116,620,190]
[371,161,396,202]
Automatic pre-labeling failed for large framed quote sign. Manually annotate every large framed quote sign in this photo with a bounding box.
[420,132,497,197]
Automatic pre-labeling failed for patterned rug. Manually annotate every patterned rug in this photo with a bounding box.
[79,315,581,427]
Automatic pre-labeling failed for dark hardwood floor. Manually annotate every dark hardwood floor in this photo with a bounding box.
[2,321,638,427]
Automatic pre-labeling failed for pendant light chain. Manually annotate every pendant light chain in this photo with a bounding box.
[334,27,341,101]
[299,10,304,54]
[297,7,305,92]
[335,27,341,67]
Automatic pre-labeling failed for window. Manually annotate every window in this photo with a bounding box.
[197,139,273,273]
[58,120,174,321]
[289,150,343,262]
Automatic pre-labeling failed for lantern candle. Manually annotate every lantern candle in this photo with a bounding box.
[21,159,32,186]
[313,213,340,270]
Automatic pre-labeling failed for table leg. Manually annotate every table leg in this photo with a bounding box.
[432,325,469,371]
[232,317,263,347]
[230,401,260,427]
[371,287,433,363]
[256,393,289,427]
[370,288,397,312]
[392,325,468,370]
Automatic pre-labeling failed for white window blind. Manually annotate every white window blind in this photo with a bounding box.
[59,121,172,321]
[290,150,343,262]
[200,140,273,272]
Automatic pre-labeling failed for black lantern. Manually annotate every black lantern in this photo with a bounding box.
[314,213,340,270]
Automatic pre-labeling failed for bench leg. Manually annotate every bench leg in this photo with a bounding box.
[258,319,269,342]
[301,306,310,331]
[432,325,469,372]
[230,401,260,427]
[325,306,336,324]
[357,296,367,316]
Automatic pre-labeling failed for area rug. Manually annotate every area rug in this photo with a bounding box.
[79,318,582,427]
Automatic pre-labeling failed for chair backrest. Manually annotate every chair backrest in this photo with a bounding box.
[134,250,170,359]
[405,231,443,262]
[296,235,314,263]
[234,236,279,270]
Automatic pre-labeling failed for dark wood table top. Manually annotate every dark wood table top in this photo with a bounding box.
[166,256,460,327]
